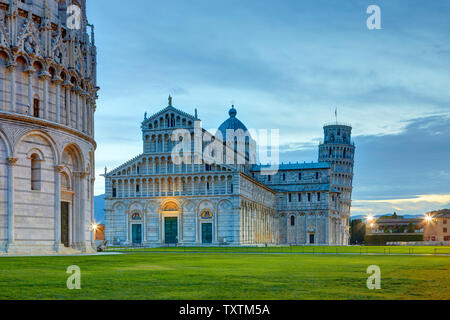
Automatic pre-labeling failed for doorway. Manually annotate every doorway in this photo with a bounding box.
[61,202,69,247]
[309,234,315,244]
[164,217,178,244]
[132,224,142,245]
[202,223,213,244]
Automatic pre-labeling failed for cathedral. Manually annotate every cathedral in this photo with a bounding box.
[104,98,355,246]
[0,0,98,255]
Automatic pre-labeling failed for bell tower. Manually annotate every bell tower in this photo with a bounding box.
[318,122,355,245]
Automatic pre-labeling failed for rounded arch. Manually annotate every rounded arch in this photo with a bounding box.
[0,50,12,64]
[128,201,144,213]
[217,199,232,212]
[59,166,73,190]
[26,147,45,161]
[32,60,44,72]
[197,199,214,213]
[112,201,126,211]
[160,199,181,212]
[16,55,30,68]
[61,143,85,171]
[14,130,59,163]
[0,129,13,158]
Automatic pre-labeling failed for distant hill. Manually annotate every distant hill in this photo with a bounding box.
[94,194,105,224]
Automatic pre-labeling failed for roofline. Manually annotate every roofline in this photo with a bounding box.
[142,105,198,125]
[240,172,277,194]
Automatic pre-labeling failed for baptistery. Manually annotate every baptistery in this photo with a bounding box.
[0,0,98,254]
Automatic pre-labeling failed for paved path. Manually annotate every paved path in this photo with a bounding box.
[108,250,450,257]
[0,252,125,258]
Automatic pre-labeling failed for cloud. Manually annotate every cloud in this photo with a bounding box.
[353,194,450,215]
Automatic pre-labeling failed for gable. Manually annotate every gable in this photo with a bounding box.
[142,106,198,130]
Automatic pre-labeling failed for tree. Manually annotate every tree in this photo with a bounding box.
[350,219,366,244]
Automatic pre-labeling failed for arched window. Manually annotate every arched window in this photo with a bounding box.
[290,216,295,226]
[31,154,41,191]
[33,98,40,117]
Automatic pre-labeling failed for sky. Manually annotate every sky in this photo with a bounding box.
[87,0,450,216]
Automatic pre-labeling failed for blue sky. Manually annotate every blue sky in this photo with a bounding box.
[87,0,450,216]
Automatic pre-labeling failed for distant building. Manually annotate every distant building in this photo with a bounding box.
[424,210,450,242]
[95,225,105,241]
[366,213,424,235]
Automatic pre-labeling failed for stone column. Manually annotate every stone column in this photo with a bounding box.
[79,172,87,246]
[81,92,88,133]
[73,171,88,250]
[26,66,35,115]
[6,158,18,251]
[69,201,73,246]
[40,71,51,119]
[74,86,81,130]
[63,81,72,126]
[7,64,16,113]
[91,177,95,248]
[54,166,64,252]
[54,78,63,123]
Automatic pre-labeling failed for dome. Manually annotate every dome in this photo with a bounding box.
[217,106,249,141]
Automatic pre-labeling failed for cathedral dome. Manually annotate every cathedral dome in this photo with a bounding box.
[217,106,249,141]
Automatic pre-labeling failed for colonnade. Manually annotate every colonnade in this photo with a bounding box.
[2,58,95,137]
[110,175,235,198]
[115,155,231,176]
[240,200,277,244]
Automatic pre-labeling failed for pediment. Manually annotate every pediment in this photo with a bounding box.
[142,106,198,129]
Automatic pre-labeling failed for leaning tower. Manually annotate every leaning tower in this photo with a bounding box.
[318,123,355,245]
[0,0,98,254]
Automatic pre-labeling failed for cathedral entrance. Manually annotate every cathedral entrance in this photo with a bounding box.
[60,202,70,247]
[202,223,213,244]
[165,217,178,244]
[132,224,143,245]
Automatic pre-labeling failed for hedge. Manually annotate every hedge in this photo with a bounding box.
[364,234,423,245]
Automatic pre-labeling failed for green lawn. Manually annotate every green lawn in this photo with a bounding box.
[0,251,449,300]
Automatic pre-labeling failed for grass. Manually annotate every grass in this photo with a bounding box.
[0,250,449,300]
